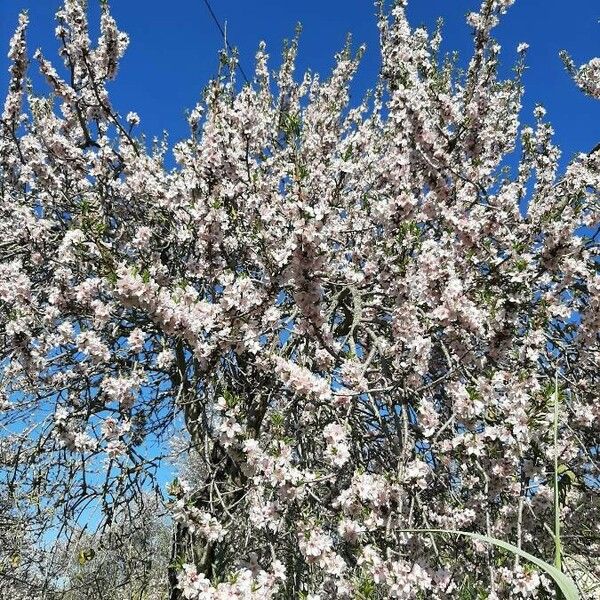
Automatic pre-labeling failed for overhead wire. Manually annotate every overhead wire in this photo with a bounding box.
[201,0,250,84]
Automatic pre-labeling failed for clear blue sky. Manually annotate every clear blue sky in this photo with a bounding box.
[1,0,599,166]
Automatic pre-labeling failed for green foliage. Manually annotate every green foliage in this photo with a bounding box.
[77,548,95,565]
[353,573,376,599]
[281,112,302,140]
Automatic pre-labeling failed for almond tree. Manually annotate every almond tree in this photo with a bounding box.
[1,0,599,598]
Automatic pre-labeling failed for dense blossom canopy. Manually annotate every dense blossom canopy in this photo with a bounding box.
[0,0,599,598]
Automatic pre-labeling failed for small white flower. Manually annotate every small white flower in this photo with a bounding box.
[126,111,140,125]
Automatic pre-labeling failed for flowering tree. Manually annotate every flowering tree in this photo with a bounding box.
[1,0,599,598]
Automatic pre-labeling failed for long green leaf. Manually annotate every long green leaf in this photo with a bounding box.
[553,371,562,572]
[553,371,564,599]
[399,528,579,600]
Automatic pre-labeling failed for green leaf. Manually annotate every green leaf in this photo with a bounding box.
[222,389,239,408]
[168,554,186,571]
[400,529,579,600]
[270,411,284,427]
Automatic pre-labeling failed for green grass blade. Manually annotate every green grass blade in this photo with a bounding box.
[399,528,579,600]
[553,371,562,572]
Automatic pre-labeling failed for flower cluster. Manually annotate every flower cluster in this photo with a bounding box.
[177,562,283,599]
[1,0,599,598]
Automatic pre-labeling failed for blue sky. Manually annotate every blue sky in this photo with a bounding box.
[1,0,599,166]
